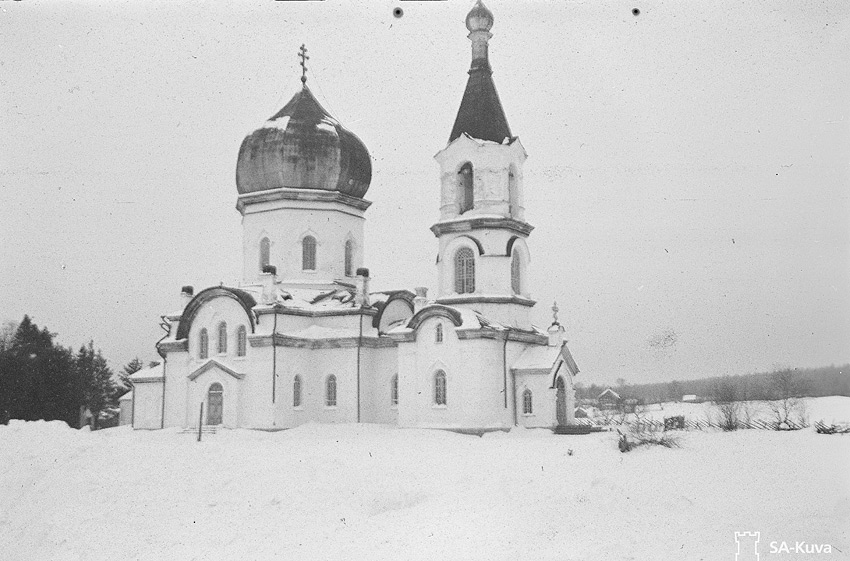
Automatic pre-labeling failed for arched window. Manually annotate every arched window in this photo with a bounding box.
[216,322,227,354]
[302,236,317,270]
[325,375,337,407]
[454,247,475,294]
[511,250,521,295]
[236,325,247,357]
[259,237,270,271]
[199,328,208,359]
[434,370,447,406]
[344,240,354,277]
[391,374,399,407]
[458,162,474,214]
[293,376,302,407]
[522,389,533,415]
[508,169,518,217]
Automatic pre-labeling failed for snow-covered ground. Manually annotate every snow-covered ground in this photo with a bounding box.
[1,397,848,561]
[587,395,850,426]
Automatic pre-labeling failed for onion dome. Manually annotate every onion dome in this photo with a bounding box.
[236,85,372,198]
[465,0,494,32]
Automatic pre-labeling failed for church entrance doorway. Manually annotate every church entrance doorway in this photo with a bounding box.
[207,383,223,425]
[555,376,567,426]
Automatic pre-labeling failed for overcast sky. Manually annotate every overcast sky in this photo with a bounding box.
[1,0,848,385]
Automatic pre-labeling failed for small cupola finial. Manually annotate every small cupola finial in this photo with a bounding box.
[551,301,560,326]
[465,0,494,70]
[298,44,310,85]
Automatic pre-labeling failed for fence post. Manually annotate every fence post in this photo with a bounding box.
[198,402,204,442]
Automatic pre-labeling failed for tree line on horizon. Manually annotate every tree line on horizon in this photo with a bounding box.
[576,364,850,404]
[0,316,146,429]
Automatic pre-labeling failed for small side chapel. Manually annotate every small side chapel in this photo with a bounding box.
[130,1,580,433]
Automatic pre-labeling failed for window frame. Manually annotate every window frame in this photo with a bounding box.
[458,162,474,214]
[302,235,317,271]
[293,375,302,408]
[259,237,270,271]
[236,325,247,357]
[454,247,476,294]
[344,239,354,277]
[522,388,533,415]
[199,328,208,360]
[325,374,337,408]
[435,323,444,343]
[217,321,227,355]
[511,249,521,295]
[434,370,447,407]
[390,374,399,408]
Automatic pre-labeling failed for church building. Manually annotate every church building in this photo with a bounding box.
[130,1,580,433]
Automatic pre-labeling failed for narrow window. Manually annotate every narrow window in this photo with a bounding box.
[511,250,521,295]
[434,370,447,406]
[217,322,227,354]
[259,237,270,271]
[435,323,443,343]
[523,389,533,415]
[326,375,337,407]
[344,240,354,277]
[391,374,399,407]
[458,163,474,214]
[236,325,247,357]
[508,169,518,217]
[454,247,475,294]
[293,376,302,407]
[302,235,317,270]
[199,328,208,359]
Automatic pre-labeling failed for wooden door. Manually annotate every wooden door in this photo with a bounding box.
[556,377,567,426]
[207,383,223,425]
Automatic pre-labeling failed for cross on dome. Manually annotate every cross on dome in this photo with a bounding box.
[298,44,309,85]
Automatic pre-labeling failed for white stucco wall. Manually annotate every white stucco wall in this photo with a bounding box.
[396,316,515,430]
[241,198,366,285]
[132,382,163,429]
[435,135,527,221]
[514,372,557,429]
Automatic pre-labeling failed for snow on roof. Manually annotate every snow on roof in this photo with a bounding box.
[598,388,621,400]
[128,363,164,381]
[511,345,561,371]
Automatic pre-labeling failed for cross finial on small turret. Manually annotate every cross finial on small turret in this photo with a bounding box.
[552,301,559,325]
[298,44,310,85]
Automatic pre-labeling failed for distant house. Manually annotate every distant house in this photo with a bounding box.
[623,397,640,413]
[597,388,622,409]
[682,394,700,403]
[574,407,590,418]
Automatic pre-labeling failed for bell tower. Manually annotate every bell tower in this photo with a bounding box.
[432,0,535,329]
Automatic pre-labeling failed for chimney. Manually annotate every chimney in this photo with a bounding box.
[355,267,370,307]
[180,286,194,309]
[260,265,277,304]
[413,286,428,313]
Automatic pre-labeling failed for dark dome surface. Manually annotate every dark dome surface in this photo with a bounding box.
[236,86,372,198]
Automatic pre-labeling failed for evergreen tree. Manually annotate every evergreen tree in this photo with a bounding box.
[0,316,79,425]
[76,341,116,429]
[118,357,144,396]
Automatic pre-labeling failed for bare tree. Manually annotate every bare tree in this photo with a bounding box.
[712,377,740,431]
[767,368,808,429]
